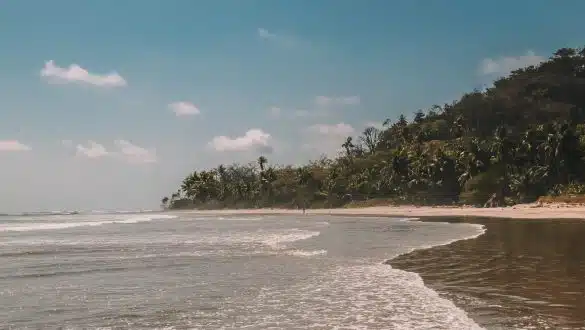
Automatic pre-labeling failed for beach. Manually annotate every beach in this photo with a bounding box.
[391,216,585,329]
[1,209,584,328]
[0,211,486,329]
[176,202,585,220]
[173,203,585,328]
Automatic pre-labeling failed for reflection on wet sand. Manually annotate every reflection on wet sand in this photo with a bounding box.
[389,217,585,329]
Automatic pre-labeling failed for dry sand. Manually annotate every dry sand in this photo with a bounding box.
[176,202,585,220]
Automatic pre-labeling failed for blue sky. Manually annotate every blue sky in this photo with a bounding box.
[1,0,584,212]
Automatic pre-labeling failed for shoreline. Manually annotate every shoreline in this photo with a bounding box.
[167,204,585,327]
[171,202,585,220]
[387,215,585,328]
[385,218,488,328]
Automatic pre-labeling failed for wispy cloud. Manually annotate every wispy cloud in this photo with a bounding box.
[258,28,277,39]
[363,121,385,130]
[40,60,127,87]
[294,109,311,117]
[268,106,282,117]
[314,95,360,107]
[479,51,545,76]
[0,140,31,152]
[292,108,330,118]
[168,101,200,117]
[76,141,109,158]
[114,139,157,164]
[209,129,273,153]
[302,123,355,157]
[72,140,156,164]
[270,95,358,120]
[257,27,301,48]
[308,123,355,137]
[61,139,74,148]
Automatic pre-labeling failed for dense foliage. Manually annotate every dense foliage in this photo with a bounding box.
[163,47,585,210]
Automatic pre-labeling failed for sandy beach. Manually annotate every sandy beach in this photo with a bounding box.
[169,203,585,328]
[176,202,585,220]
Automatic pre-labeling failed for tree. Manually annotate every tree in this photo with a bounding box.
[165,46,585,210]
[342,137,354,158]
[413,110,425,124]
[360,126,381,153]
[258,156,269,207]
[258,156,267,172]
[161,196,169,209]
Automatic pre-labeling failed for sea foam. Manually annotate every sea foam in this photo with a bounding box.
[0,214,177,232]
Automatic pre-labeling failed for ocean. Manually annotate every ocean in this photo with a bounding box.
[0,212,485,329]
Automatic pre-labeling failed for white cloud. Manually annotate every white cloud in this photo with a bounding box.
[308,123,355,137]
[0,140,31,152]
[76,141,109,158]
[479,51,545,76]
[73,140,156,164]
[315,95,360,107]
[114,140,157,164]
[40,60,127,87]
[169,101,200,116]
[209,129,273,153]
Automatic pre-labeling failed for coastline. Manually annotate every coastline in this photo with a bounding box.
[171,202,585,220]
[167,205,585,327]
[388,216,585,328]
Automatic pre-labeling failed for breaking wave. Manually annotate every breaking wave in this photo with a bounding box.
[0,214,177,232]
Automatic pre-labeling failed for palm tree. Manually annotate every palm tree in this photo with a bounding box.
[257,156,267,172]
[216,165,228,203]
[161,196,169,209]
[342,137,354,158]
[162,46,585,210]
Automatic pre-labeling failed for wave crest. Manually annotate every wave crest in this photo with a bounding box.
[0,214,177,232]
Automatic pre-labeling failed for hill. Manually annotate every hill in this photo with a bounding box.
[163,47,585,210]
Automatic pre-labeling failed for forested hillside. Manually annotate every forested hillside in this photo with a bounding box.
[163,47,585,210]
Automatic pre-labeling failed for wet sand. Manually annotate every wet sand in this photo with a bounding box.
[182,206,585,327]
[389,217,585,329]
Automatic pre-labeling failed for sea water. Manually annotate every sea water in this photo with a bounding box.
[0,212,485,329]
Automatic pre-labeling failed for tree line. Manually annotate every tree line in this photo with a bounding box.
[162,47,585,210]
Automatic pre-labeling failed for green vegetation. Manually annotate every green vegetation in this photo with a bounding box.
[162,47,585,210]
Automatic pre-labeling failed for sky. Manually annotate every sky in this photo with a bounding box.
[1,0,584,213]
